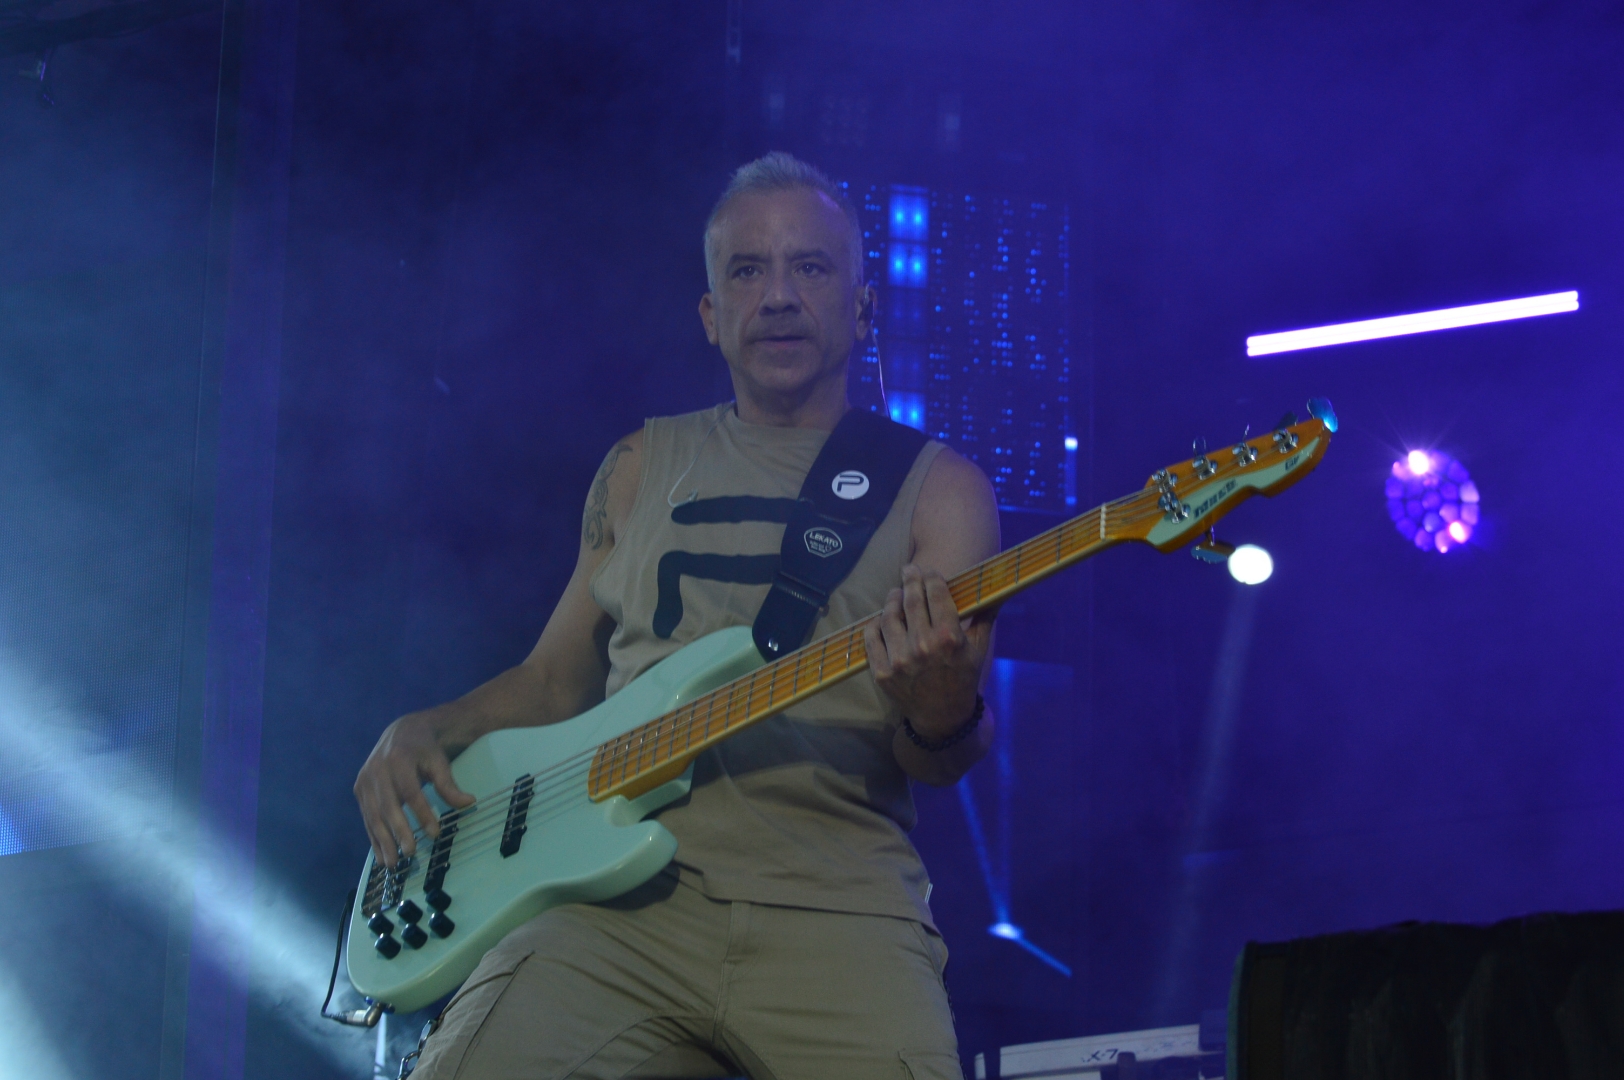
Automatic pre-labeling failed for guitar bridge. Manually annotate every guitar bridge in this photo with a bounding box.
[361,862,388,918]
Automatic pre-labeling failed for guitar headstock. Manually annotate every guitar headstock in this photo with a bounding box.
[1113,398,1337,552]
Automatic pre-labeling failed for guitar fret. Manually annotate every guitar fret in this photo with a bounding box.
[766,658,782,713]
[714,682,734,740]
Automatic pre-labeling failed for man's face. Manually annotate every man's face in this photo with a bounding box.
[699,187,872,406]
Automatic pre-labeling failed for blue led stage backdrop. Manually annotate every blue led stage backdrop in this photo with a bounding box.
[846,183,1075,513]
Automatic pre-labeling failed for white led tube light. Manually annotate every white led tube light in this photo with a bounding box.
[1247,290,1579,357]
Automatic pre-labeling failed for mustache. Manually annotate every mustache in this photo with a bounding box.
[750,325,813,341]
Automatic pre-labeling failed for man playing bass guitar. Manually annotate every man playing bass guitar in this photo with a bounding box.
[354,152,1001,1080]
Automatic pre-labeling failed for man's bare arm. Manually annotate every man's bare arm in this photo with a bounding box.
[354,432,643,864]
[863,447,1002,787]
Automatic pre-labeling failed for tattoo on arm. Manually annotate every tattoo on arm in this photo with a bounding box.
[582,443,632,550]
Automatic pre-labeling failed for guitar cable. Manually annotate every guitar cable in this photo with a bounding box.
[320,886,387,1028]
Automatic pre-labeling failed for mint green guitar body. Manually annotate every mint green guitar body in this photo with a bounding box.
[345,626,764,1012]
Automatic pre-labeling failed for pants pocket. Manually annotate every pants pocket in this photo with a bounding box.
[410,949,536,1080]
[909,920,951,982]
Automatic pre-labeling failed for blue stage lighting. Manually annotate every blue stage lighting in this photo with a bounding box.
[1386,450,1480,553]
[1247,290,1578,356]
[887,390,925,431]
[888,192,928,241]
[887,243,927,287]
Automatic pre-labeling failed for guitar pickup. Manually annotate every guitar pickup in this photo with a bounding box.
[424,810,459,893]
[499,775,535,858]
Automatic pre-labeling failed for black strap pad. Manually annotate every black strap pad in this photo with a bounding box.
[752,409,930,661]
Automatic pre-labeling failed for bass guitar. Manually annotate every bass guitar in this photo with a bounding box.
[346,398,1337,1011]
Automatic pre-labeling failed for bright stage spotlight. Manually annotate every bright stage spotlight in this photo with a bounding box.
[1246,290,1578,356]
[1227,544,1274,585]
[1386,451,1479,553]
[0,651,371,1074]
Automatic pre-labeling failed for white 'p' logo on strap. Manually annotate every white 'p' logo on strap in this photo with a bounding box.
[831,471,869,500]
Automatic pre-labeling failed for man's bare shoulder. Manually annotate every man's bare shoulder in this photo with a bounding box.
[581,429,644,552]
[911,444,1000,571]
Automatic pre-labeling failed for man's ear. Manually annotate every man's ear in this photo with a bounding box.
[855,284,877,340]
[699,292,719,345]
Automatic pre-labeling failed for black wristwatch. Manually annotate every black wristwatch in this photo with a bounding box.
[902,694,985,752]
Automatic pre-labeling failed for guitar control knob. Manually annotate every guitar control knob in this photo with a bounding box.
[367,912,395,936]
[402,924,429,950]
[397,900,423,924]
[425,888,452,912]
[429,911,456,938]
[374,934,401,960]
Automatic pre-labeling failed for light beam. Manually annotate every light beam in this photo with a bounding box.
[0,650,371,1074]
[1246,291,1578,356]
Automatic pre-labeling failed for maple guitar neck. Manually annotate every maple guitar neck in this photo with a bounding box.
[587,407,1335,803]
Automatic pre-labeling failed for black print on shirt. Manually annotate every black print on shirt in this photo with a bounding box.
[651,497,801,638]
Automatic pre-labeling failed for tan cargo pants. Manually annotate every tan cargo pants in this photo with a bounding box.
[406,873,962,1080]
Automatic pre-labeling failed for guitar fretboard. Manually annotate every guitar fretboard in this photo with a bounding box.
[586,487,1157,801]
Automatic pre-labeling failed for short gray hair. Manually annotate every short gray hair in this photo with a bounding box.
[703,151,865,289]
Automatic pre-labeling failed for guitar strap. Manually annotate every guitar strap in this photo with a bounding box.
[751,408,930,661]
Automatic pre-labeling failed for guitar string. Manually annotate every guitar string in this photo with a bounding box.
[370,615,892,897]
[385,602,932,881]
[368,478,1197,899]
[365,437,1321,910]
[382,487,1153,851]
[369,450,1280,891]
[364,486,1230,905]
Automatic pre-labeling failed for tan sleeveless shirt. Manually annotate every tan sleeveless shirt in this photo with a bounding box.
[590,402,946,926]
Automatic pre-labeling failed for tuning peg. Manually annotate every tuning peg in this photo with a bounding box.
[1191,436,1218,479]
[1231,425,1258,465]
[1273,407,1303,453]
